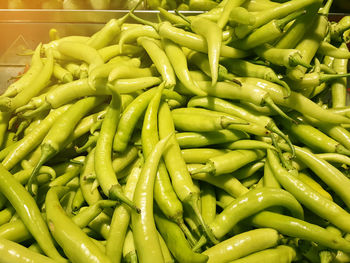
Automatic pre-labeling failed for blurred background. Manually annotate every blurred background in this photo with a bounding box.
[0,0,348,12]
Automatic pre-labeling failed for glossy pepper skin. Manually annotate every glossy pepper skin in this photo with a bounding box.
[267,148,350,234]
[0,236,57,263]
[208,187,304,239]
[251,211,350,253]
[45,186,112,263]
[203,228,280,263]
[0,164,67,263]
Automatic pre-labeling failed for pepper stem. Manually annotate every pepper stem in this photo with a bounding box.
[276,10,307,31]
[270,133,294,171]
[109,184,140,213]
[90,120,103,134]
[263,96,296,124]
[187,195,219,245]
[14,120,30,140]
[266,121,295,158]
[15,103,35,114]
[158,7,190,27]
[176,218,198,247]
[21,102,50,119]
[192,235,207,252]
[189,163,214,176]
[218,65,241,85]
[289,53,312,68]
[75,132,99,153]
[118,0,141,25]
[276,79,291,98]
[174,9,191,25]
[27,143,56,196]
[129,12,158,29]
[336,145,350,156]
[319,73,350,83]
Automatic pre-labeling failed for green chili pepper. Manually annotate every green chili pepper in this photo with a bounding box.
[157,22,250,59]
[286,3,330,80]
[242,0,281,12]
[79,148,102,206]
[330,15,350,42]
[232,10,306,51]
[137,37,176,88]
[189,0,218,11]
[196,80,294,123]
[187,96,293,152]
[0,164,66,262]
[162,38,206,96]
[190,16,222,86]
[1,43,43,98]
[112,145,139,173]
[132,133,172,263]
[278,113,350,155]
[215,188,235,209]
[187,163,249,198]
[217,0,247,28]
[235,78,350,124]
[229,245,296,263]
[190,149,266,177]
[0,219,32,243]
[274,2,321,49]
[222,58,291,96]
[107,65,156,83]
[331,42,349,108]
[200,182,216,225]
[27,96,104,195]
[154,205,208,263]
[0,49,54,112]
[318,41,350,59]
[176,129,249,148]
[172,107,269,136]
[297,170,333,201]
[0,204,15,226]
[158,7,190,26]
[0,236,57,263]
[57,42,104,75]
[46,186,111,263]
[119,24,160,51]
[0,112,11,149]
[267,148,350,233]
[208,187,303,239]
[1,127,47,169]
[52,62,73,83]
[231,161,266,180]
[113,87,185,152]
[94,84,137,210]
[181,148,229,163]
[283,144,350,209]
[106,157,142,263]
[87,10,133,50]
[202,228,280,263]
[97,44,143,63]
[254,44,311,69]
[251,211,350,253]
[122,229,138,263]
[234,0,323,39]
[141,83,195,244]
[159,102,219,245]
